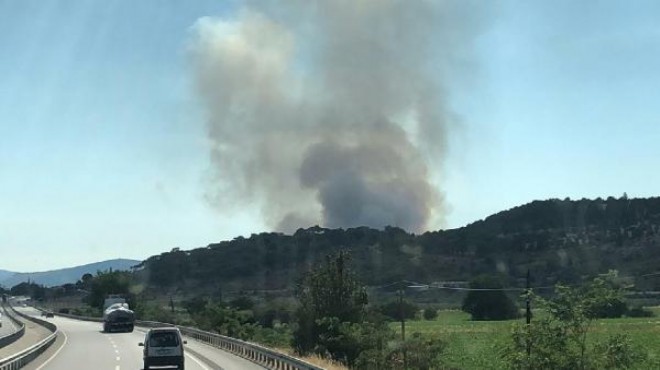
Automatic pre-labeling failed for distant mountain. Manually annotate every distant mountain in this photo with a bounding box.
[137,196,660,293]
[0,259,141,288]
[0,269,16,283]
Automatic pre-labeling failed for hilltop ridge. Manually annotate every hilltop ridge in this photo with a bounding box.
[137,196,660,294]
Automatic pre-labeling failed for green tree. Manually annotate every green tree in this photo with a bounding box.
[580,270,628,319]
[292,251,368,360]
[461,275,519,321]
[502,272,645,370]
[10,282,46,301]
[86,271,133,310]
[184,300,256,340]
[229,296,255,311]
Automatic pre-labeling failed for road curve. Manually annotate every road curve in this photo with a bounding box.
[0,305,18,339]
[14,307,265,370]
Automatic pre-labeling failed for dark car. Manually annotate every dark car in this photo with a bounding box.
[41,311,54,318]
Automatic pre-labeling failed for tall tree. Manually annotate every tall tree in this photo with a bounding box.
[86,270,133,310]
[292,251,368,356]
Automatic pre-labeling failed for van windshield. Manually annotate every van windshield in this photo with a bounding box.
[149,332,179,348]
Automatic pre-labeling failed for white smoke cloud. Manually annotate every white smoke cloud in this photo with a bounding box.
[191,1,483,233]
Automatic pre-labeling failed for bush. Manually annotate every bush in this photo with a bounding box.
[627,306,654,318]
[251,324,292,348]
[355,331,448,370]
[594,333,647,369]
[462,275,519,321]
[582,270,628,319]
[401,332,447,370]
[423,308,438,320]
[378,301,419,321]
[502,275,646,370]
[229,296,255,310]
[587,297,627,318]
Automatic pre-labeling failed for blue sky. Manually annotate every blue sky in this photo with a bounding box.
[1,1,659,272]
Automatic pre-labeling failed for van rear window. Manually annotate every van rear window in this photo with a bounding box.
[149,332,179,347]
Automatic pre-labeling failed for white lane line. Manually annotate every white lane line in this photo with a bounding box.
[35,329,69,370]
[186,352,210,370]
[116,356,120,361]
[115,366,120,370]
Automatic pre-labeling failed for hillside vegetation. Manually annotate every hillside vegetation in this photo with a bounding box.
[138,196,660,294]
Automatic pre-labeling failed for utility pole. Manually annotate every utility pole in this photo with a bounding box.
[399,282,406,341]
[526,269,531,325]
[398,281,407,369]
[526,269,532,358]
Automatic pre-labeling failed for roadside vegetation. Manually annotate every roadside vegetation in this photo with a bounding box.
[18,252,660,369]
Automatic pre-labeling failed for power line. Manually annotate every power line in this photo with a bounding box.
[371,280,556,292]
[371,269,660,293]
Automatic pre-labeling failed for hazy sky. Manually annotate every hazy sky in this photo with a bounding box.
[2,1,659,272]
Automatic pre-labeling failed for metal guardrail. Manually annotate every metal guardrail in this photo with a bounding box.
[0,305,58,370]
[172,324,324,370]
[0,305,26,349]
[49,311,324,370]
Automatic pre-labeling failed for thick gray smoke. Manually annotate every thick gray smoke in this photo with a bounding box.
[191,1,481,233]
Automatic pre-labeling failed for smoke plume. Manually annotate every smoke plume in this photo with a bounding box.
[191,1,480,233]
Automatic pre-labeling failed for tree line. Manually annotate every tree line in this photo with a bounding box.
[135,196,660,295]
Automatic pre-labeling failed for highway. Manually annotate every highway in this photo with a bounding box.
[0,305,19,338]
[12,306,266,370]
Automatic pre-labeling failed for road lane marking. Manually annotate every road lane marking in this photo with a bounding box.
[116,356,120,361]
[115,366,120,370]
[186,352,210,370]
[35,329,68,370]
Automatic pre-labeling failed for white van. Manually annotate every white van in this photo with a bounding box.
[139,327,187,370]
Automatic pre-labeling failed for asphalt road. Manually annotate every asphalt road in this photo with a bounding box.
[0,305,19,338]
[0,305,53,360]
[13,306,265,370]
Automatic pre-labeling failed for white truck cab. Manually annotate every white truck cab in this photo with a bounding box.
[139,327,187,370]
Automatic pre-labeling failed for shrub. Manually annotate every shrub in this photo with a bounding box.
[378,301,419,321]
[502,273,646,370]
[626,306,654,318]
[594,333,647,370]
[462,275,519,321]
[422,308,438,320]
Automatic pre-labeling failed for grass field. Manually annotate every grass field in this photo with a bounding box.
[391,308,660,369]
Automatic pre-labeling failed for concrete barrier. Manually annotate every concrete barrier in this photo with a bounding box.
[0,305,25,349]
[0,305,58,370]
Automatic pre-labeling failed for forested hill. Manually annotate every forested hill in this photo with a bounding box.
[138,196,660,293]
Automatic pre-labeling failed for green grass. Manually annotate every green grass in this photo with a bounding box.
[391,308,660,369]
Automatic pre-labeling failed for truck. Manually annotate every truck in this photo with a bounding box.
[102,295,135,333]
